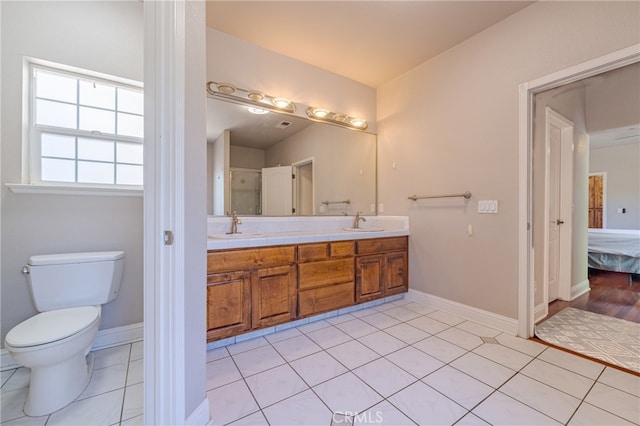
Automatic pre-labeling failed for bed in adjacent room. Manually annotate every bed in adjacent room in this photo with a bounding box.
[587,228,640,276]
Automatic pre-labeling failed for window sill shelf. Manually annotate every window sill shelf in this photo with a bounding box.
[5,183,143,197]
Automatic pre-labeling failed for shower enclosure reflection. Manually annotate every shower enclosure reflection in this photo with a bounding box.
[229,168,262,215]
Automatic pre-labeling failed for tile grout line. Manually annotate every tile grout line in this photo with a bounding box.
[219,311,636,426]
[118,342,133,425]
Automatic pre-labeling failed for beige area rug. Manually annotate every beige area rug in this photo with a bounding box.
[535,307,640,373]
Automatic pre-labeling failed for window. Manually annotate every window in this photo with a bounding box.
[30,62,144,187]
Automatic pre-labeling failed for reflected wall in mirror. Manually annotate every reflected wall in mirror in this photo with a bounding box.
[206,97,377,216]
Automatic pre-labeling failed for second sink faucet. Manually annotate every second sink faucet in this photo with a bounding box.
[353,212,366,229]
[227,211,242,234]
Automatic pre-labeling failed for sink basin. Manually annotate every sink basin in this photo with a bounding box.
[342,227,384,232]
[209,232,265,239]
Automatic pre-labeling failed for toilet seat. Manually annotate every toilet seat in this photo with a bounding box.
[5,306,100,348]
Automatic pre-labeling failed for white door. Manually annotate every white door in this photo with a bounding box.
[545,108,574,303]
[262,165,293,215]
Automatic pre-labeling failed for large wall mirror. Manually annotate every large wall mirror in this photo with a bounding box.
[206,97,377,216]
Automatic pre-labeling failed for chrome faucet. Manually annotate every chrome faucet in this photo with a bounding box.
[227,211,242,234]
[352,212,366,229]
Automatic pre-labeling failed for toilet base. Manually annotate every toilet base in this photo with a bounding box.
[24,353,94,416]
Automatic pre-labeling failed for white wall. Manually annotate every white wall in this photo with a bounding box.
[1,1,144,343]
[377,1,640,319]
[590,142,640,229]
[229,145,265,170]
[586,61,640,133]
[211,130,229,216]
[182,0,208,415]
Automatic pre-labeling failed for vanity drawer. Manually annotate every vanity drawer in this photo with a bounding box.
[298,281,354,317]
[298,241,354,262]
[298,243,328,262]
[356,236,408,255]
[207,246,296,274]
[298,258,354,290]
[331,241,355,258]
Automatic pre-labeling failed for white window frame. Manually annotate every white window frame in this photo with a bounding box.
[19,59,144,195]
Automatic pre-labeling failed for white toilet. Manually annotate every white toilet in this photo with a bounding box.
[4,251,125,416]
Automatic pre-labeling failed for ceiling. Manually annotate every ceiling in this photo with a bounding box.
[207,97,313,148]
[206,1,534,88]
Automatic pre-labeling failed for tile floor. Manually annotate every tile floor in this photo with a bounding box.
[2,298,640,425]
[1,340,143,425]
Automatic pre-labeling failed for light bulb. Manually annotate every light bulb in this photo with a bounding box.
[272,98,291,109]
[312,108,329,118]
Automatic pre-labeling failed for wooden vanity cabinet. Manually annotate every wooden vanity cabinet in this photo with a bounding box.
[206,246,296,342]
[298,241,355,317]
[206,237,408,342]
[355,236,408,303]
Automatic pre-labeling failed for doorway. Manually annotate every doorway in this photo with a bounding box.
[293,158,314,216]
[517,44,640,338]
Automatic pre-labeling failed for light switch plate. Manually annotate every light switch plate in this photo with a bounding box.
[478,200,498,214]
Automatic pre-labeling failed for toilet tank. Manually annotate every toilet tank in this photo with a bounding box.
[26,251,125,312]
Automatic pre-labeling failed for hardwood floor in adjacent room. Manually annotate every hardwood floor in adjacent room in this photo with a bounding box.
[547,270,640,323]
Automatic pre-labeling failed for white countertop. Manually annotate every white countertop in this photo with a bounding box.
[207,215,409,250]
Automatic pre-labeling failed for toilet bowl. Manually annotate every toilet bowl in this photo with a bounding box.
[5,306,101,416]
[4,251,124,416]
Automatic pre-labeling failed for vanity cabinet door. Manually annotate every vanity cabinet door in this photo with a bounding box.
[384,251,408,295]
[355,254,385,303]
[252,265,297,329]
[355,236,409,303]
[206,271,252,341]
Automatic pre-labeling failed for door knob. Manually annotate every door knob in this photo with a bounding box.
[556,219,564,225]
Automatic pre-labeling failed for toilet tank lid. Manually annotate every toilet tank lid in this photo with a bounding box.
[29,251,125,266]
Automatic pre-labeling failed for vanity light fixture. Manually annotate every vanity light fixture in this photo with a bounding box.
[305,107,368,130]
[206,81,296,114]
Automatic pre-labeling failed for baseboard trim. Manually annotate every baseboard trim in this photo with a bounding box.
[534,302,548,324]
[571,279,591,301]
[91,322,144,351]
[1,322,143,371]
[186,397,211,426]
[406,289,519,335]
